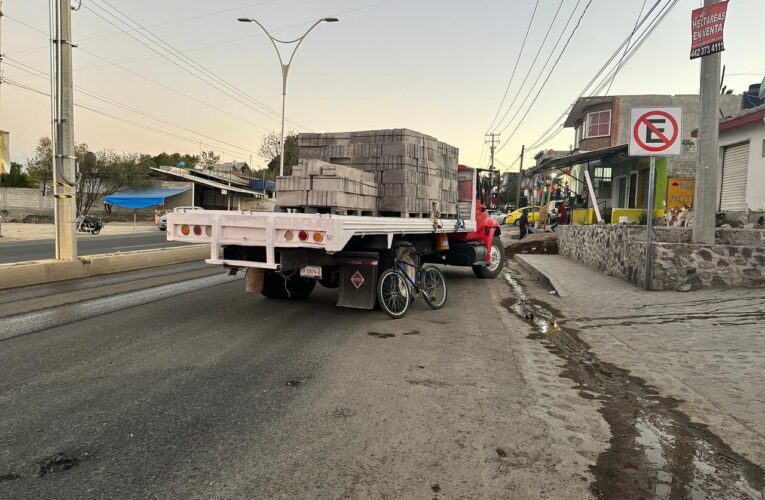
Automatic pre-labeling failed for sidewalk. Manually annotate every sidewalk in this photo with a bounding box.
[515,254,765,470]
[0,222,158,241]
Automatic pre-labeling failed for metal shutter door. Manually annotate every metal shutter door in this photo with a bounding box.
[720,141,749,211]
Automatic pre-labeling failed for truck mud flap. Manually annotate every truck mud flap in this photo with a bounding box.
[337,263,378,310]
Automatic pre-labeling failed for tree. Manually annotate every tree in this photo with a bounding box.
[0,162,31,188]
[26,137,53,192]
[153,152,198,169]
[77,145,151,215]
[259,131,298,177]
[199,150,221,171]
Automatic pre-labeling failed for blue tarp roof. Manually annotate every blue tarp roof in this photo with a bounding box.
[103,188,189,209]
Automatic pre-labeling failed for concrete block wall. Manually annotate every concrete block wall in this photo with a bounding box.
[558,225,765,290]
[0,181,193,222]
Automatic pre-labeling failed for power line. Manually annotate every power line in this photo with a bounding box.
[6,0,396,60]
[82,1,307,131]
[485,0,542,133]
[604,0,647,96]
[6,14,284,134]
[6,79,259,159]
[78,0,281,42]
[494,0,596,154]
[527,0,676,151]
[5,57,261,157]
[490,0,569,134]
[488,0,584,143]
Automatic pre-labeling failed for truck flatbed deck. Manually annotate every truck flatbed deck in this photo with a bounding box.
[167,210,476,270]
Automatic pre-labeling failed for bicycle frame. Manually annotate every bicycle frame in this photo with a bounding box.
[394,259,422,291]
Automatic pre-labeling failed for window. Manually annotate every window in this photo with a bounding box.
[593,166,612,206]
[575,124,584,148]
[585,110,611,138]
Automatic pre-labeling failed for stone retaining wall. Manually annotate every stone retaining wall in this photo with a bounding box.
[558,225,765,290]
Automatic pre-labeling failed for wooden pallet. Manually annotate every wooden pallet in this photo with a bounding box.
[281,206,379,217]
[281,206,457,220]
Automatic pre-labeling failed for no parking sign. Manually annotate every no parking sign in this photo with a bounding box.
[629,107,682,156]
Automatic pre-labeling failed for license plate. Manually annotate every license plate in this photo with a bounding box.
[300,265,322,279]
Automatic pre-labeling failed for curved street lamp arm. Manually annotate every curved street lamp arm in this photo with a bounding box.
[284,19,325,68]
[246,18,285,67]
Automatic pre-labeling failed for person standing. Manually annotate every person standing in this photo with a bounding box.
[518,208,530,240]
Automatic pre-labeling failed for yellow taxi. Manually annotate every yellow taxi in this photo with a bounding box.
[504,206,541,225]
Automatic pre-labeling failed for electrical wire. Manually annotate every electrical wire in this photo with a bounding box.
[82,1,307,131]
[527,0,677,152]
[485,0,542,133]
[604,0,648,96]
[6,79,262,159]
[490,0,568,134]
[6,15,281,133]
[5,58,261,158]
[493,0,596,154]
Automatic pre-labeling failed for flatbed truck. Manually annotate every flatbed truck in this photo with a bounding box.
[167,165,505,309]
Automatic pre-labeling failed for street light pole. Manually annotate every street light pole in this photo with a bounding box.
[238,16,339,177]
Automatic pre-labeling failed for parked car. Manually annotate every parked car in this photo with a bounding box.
[487,209,507,225]
[505,206,541,226]
[159,206,204,231]
[503,202,516,213]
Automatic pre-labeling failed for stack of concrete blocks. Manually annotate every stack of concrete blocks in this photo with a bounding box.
[297,129,459,217]
[275,159,378,212]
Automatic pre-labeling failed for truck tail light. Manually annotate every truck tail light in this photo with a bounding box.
[205,226,212,237]
[312,232,324,243]
[298,230,309,241]
[193,225,202,236]
[284,230,294,241]
[181,225,190,235]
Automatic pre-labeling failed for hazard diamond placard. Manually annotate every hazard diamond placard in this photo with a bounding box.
[629,107,682,157]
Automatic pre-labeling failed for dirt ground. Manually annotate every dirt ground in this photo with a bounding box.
[0,222,159,241]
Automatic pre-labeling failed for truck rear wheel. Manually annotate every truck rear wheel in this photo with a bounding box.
[472,236,505,279]
[261,270,316,300]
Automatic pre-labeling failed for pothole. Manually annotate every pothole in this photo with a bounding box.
[503,268,765,499]
[36,451,85,477]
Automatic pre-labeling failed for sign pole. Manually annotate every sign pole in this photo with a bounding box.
[644,156,657,290]
[692,0,724,245]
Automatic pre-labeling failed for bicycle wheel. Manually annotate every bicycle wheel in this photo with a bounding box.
[420,265,447,309]
[377,268,411,319]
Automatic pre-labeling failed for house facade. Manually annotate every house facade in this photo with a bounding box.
[527,94,741,222]
[714,104,765,223]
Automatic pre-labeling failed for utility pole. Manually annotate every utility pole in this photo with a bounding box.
[692,0,722,245]
[485,133,500,209]
[0,0,4,134]
[516,145,525,209]
[0,0,4,238]
[51,0,77,260]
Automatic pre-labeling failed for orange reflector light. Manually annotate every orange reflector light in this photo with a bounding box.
[312,232,324,243]
[205,226,212,237]
[193,225,202,236]
[181,225,190,235]
[298,230,308,241]
[284,230,294,241]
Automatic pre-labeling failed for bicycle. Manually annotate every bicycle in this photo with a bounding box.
[376,257,448,319]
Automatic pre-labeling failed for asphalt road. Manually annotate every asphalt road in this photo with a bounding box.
[1,259,761,498]
[0,232,188,264]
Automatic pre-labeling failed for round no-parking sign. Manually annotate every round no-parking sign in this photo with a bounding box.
[629,107,682,156]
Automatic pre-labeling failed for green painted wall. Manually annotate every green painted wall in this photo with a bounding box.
[654,157,668,210]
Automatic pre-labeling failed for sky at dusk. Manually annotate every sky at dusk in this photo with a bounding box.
[2,0,763,171]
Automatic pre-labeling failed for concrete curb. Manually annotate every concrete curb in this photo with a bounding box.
[0,245,209,291]
[513,254,568,297]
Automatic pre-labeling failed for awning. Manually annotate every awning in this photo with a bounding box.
[103,188,189,209]
[528,144,628,175]
[151,167,264,197]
